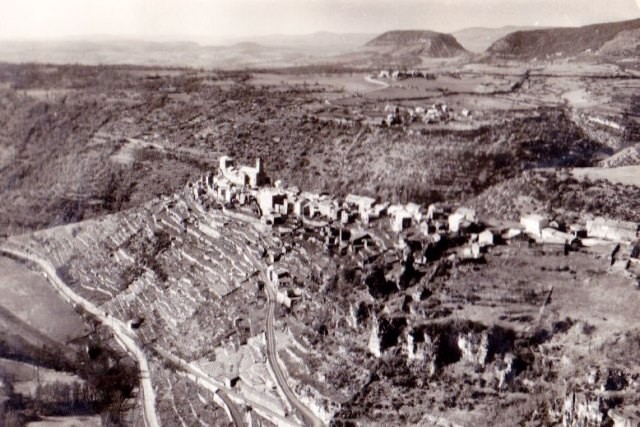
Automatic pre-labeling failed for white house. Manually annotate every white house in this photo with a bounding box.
[520,214,549,236]
[388,205,413,232]
[257,189,286,215]
[478,230,494,247]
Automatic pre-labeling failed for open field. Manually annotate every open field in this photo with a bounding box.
[0,256,90,343]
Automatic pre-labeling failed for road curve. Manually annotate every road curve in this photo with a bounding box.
[364,75,390,89]
[262,276,324,427]
[0,245,161,427]
[152,345,299,427]
[217,389,245,427]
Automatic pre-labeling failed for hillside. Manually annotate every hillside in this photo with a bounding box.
[365,30,468,58]
[453,26,540,53]
[0,63,613,236]
[487,18,640,60]
[598,28,640,56]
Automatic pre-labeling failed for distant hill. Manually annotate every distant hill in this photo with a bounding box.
[232,32,375,55]
[0,33,375,69]
[328,30,470,68]
[453,26,541,53]
[487,18,640,60]
[0,39,286,69]
[365,30,468,58]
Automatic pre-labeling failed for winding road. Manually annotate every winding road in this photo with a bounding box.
[195,186,325,427]
[251,253,324,427]
[153,345,297,427]
[1,243,255,427]
[2,190,325,427]
[0,244,161,427]
[264,287,324,427]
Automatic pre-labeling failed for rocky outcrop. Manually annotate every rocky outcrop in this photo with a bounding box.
[368,317,382,358]
[457,331,490,367]
[495,353,518,389]
[562,391,606,427]
[404,328,437,376]
[608,406,640,427]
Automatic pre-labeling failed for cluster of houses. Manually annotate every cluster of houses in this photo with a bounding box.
[194,156,640,302]
[377,70,436,80]
[382,103,471,127]
[383,104,462,126]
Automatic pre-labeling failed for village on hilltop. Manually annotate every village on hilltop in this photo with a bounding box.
[186,155,640,310]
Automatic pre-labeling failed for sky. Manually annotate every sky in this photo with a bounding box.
[0,0,639,42]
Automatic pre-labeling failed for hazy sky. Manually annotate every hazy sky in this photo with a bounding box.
[1,0,639,42]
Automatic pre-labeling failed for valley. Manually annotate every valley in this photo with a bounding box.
[1,12,640,427]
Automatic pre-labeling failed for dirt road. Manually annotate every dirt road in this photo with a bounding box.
[364,75,390,89]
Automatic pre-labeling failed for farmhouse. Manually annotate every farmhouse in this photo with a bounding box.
[293,200,311,217]
[341,210,356,224]
[350,231,374,252]
[260,213,283,226]
[478,230,494,247]
[315,199,339,220]
[389,207,413,233]
[427,203,452,221]
[405,202,424,222]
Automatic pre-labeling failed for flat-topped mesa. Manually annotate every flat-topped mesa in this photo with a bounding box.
[219,156,268,188]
